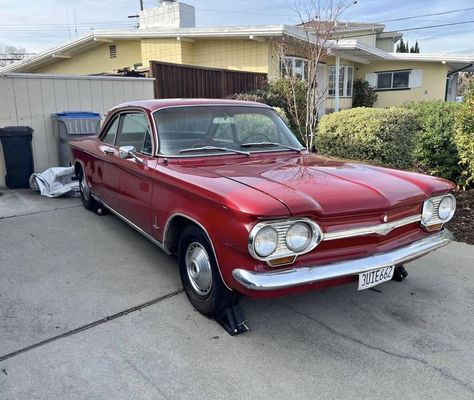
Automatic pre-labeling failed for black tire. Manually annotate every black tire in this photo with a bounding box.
[178,225,239,317]
[77,166,97,211]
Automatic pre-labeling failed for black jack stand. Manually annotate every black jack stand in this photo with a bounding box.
[392,265,408,282]
[216,305,249,336]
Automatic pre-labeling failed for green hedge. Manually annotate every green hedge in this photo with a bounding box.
[454,84,474,188]
[316,107,417,169]
[403,101,461,182]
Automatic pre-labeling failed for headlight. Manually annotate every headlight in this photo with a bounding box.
[421,194,456,229]
[249,219,323,263]
[422,199,435,225]
[438,195,456,221]
[286,222,311,252]
[253,226,278,257]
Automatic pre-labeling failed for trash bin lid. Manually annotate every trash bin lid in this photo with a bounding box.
[0,126,34,137]
[52,111,101,120]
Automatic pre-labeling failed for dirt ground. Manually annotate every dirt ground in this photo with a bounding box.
[447,189,474,245]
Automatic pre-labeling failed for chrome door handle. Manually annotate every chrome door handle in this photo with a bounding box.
[103,148,114,155]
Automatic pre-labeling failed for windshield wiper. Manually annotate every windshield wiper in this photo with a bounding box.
[179,146,250,156]
[240,142,304,153]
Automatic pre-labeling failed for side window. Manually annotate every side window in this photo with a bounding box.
[102,117,120,145]
[115,113,153,155]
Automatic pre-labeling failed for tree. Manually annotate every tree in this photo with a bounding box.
[414,40,420,53]
[410,40,420,53]
[0,45,28,68]
[278,0,356,151]
[458,72,474,96]
[352,79,378,107]
[396,38,407,53]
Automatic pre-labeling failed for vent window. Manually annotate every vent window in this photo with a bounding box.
[109,45,117,59]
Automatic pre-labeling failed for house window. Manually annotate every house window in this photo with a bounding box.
[376,70,410,89]
[109,45,117,59]
[328,65,353,97]
[281,56,309,80]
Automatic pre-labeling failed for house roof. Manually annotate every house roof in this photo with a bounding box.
[298,20,402,41]
[388,53,474,72]
[0,25,319,73]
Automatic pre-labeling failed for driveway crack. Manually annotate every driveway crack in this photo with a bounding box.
[0,289,183,363]
[279,301,474,394]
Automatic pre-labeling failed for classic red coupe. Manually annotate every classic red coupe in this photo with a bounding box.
[71,99,455,334]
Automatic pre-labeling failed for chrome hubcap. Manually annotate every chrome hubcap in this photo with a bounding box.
[185,242,212,297]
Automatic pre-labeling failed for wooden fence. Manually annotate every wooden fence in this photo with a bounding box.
[151,61,267,99]
[0,73,155,187]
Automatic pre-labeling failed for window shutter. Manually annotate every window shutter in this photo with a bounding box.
[365,73,377,87]
[409,69,423,88]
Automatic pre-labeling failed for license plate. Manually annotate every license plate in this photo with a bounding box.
[358,266,394,290]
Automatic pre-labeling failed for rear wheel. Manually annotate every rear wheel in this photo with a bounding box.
[77,166,97,211]
[178,225,239,317]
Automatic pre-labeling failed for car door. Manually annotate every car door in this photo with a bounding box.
[96,114,121,203]
[103,111,156,234]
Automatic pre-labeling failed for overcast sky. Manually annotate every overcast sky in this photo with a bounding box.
[1,0,474,54]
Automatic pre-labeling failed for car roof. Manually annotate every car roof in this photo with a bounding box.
[111,98,272,112]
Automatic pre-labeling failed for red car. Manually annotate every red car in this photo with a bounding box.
[71,99,455,334]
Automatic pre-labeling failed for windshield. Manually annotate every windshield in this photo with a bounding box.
[153,106,304,156]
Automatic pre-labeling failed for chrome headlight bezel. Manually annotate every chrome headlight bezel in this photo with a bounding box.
[421,194,456,228]
[248,218,323,263]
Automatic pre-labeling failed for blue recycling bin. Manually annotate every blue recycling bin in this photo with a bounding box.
[52,112,102,166]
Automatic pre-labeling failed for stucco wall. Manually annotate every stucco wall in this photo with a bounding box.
[32,41,142,75]
[192,39,269,73]
[356,61,448,107]
[141,39,195,66]
[375,38,394,52]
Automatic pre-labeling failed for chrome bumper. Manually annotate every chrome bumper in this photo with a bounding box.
[232,230,453,291]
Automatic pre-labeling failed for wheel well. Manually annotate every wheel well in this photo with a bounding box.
[165,215,204,254]
[74,161,83,179]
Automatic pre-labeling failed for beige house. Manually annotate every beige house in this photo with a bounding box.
[2,1,474,114]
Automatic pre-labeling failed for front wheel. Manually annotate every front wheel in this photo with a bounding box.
[178,225,239,317]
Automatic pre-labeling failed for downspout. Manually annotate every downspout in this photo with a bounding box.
[444,63,472,101]
[335,55,340,112]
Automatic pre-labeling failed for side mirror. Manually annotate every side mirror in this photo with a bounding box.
[118,145,136,159]
[118,146,144,164]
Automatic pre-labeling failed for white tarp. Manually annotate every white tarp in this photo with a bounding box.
[30,166,80,198]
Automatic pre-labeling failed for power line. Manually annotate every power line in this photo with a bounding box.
[376,7,474,23]
[334,19,474,40]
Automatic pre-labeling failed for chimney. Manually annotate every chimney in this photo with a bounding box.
[139,1,196,29]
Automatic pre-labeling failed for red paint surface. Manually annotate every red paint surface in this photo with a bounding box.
[70,100,455,298]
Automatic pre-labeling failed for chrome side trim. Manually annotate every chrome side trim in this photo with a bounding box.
[324,215,422,241]
[163,212,232,291]
[233,229,453,291]
[92,195,168,254]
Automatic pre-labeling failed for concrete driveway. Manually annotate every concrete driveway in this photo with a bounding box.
[1,190,473,400]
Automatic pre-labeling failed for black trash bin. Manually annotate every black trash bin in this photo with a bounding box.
[0,126,34,189]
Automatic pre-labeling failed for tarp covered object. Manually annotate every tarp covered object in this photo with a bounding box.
[30,166,80,198]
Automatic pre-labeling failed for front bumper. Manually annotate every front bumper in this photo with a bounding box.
[232,230,453,291]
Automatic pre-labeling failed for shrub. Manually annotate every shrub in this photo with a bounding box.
[454,82,474,188]
[352,79,378,108]
[404,101,461,183]
[316,107,417,169]
[230,78,308,142]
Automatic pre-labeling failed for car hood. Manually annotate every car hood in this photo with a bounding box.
[199,153,454,217]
